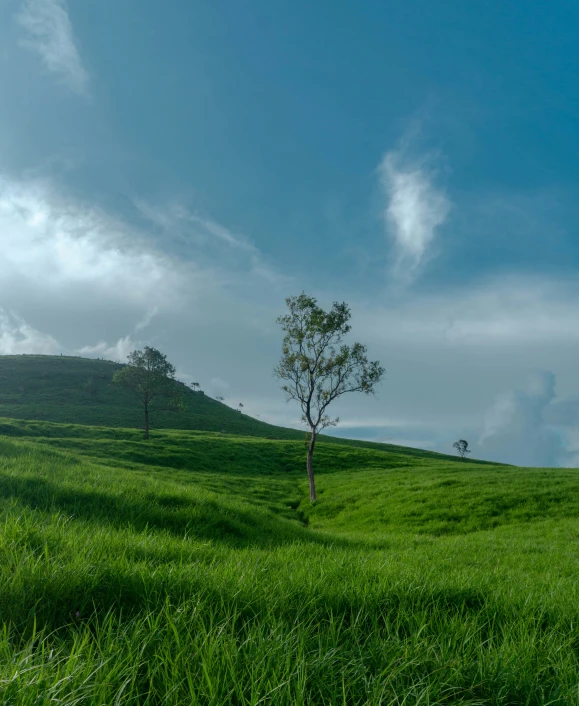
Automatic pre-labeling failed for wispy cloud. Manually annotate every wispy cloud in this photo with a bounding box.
[134,200,256,253]
[134,307,159,333]
[189,215,256,253]
[0,308,60,355]
[379,146,451,280]
[133,198,292,286]
[16,0,89,95]
[7,166,579,466]
[77,307,159,362]
[77,336,137,363]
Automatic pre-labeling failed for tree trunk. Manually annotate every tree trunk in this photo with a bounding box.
[144,404,150,440]
[306,430,317,502]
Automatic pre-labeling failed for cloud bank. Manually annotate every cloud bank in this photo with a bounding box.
[16,0,89,95]
[477,370,568,467]
[0,168,293,417]
[0,174,182,316]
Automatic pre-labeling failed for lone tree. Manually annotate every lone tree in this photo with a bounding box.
[112,346,183,439]
[274,293,384,502]
[190,382,201,392]
[453,439,471,460]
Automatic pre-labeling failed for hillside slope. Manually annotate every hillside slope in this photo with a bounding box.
[0,354,304,438]
[0,354,495,464]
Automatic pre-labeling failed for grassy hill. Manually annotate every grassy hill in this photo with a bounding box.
[0,354,494,464]
[0,415,578,703]
[0,353,304,438]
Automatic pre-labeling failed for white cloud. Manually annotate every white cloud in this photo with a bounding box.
[355,274,579,347]
[0,309,60,354]
[76,307,158,362]
[0,174,187,311]
[0,169,294,418]
[477,370,568,467]
[4,169,579,468]
[543,397,579,427]
[379,147,451,280]
[77,336,136,363]
[324,277,579,464]
[16,0,89,95]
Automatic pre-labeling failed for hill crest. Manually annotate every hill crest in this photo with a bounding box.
[0,354,494,464]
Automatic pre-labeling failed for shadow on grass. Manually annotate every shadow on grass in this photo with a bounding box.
[25,436,303,476]
[0,472,357,551]
[4,556,565,655]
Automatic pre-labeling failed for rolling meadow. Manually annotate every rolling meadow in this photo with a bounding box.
[0,356,578,704]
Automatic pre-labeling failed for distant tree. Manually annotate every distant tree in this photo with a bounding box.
[112,346,183,440]
[274,292,384,502]
[238,402,244,413]
[453,439,471,460]
[190,382,201,392]
[216,395,225,402]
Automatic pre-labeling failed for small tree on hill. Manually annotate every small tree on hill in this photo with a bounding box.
[112,347,183,439]
[274,293,384,502]
[453,439,471,460]
[190,382,201,392]
[216,395,225,402]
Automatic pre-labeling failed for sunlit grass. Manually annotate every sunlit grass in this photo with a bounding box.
[0,418,578,703]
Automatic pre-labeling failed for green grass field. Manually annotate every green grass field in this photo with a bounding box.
[1,356,579,704]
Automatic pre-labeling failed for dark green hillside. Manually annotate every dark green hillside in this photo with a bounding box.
[0,354,304,439]
[0,354,495,464]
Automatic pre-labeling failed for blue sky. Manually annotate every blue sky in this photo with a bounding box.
[2,0,579,465]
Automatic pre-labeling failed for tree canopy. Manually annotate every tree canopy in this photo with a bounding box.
[112,347,183,439]
[453,439,471,460]
[274,292,384,501]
